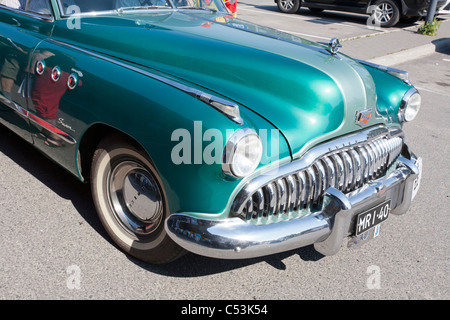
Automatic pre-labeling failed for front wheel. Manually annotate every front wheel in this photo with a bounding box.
[91,135,185,264]
[277,0,301,13]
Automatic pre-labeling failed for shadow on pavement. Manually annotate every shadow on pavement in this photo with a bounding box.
[130,244,325,277]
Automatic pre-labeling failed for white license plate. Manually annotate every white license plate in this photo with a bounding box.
[355,200,391,236]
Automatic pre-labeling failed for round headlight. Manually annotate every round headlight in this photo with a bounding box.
[399,88,421,122]
[222,128,263,178]
[404,92,421,121]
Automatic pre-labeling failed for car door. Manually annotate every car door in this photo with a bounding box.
[0,2,54,143]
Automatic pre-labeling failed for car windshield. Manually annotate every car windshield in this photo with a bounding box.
[58,0,227,15]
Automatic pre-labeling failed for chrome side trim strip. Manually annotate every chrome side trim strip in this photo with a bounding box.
[0,94,77,145]
[27,112,77,144]
[47,39,243,125]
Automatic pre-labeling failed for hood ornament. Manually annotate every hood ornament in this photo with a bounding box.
[327,38,342,55]
[320,38,342,55]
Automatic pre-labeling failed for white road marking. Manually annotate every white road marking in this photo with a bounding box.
[238,6,358,28]
[237,5,408,42]
[278,29,330,40]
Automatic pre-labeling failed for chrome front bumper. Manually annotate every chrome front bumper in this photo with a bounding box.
[165,148,422,260]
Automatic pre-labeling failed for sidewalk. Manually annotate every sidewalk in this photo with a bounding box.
[340,17,450,65]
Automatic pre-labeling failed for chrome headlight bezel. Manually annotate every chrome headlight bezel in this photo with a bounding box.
[398,87,421,122]
[222,128,263,179]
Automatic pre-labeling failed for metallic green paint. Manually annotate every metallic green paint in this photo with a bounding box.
[51,11,387,156]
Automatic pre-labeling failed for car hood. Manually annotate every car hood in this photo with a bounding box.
[52,11,378,156]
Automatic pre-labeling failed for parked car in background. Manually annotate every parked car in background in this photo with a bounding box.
[437,0,450,14]
[1,0,422,264]
[275,0,448,27]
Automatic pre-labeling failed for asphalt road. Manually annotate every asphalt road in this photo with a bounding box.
[1,5,449,303]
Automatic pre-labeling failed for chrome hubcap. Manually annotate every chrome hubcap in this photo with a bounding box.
[375,3,394,23]
[108,161,163,235]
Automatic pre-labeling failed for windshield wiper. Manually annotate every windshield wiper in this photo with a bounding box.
[116,6,171,13]
[177,6,217,13]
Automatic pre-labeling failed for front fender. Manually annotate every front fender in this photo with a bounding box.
[360,62,413,124]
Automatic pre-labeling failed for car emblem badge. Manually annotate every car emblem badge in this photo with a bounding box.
[355,109,372,127]
[327,38,342,55]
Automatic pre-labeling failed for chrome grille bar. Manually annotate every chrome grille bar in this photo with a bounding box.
[231,127,404,224]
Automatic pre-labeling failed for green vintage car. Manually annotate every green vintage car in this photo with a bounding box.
[0,0,422,264]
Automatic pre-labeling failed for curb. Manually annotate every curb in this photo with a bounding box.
[367,38,450,66]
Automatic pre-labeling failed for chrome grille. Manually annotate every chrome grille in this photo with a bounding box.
[232,132,403,224]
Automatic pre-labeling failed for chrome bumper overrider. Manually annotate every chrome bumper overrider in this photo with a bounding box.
[165,147,421,259]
